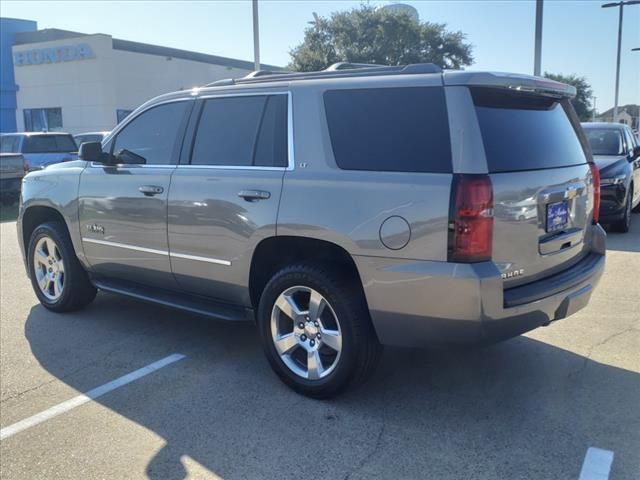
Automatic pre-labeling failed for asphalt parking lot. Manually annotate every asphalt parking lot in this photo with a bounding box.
[1,218,639,480]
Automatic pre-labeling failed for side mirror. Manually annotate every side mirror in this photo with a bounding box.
[78,142,105,162]
[632,145,640,160]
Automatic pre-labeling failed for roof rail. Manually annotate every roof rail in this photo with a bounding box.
[243,69,291,79]
[205,68,291,87]
[206,78,236,87]
[324,62,382,71]
[204,62,443,88]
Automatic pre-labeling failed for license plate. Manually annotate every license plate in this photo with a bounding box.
[546,201,568,232]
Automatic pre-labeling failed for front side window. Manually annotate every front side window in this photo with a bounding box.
[323,87,452,173]
[190,94,288,167]
[584,128,624,156]
[112,102,188,165]
[23,108,63,132]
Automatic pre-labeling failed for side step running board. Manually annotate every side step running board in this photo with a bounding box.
[92,278,254,322]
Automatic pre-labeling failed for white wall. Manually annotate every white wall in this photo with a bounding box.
[13,35,116,134]
[112,49,250,113]
[12,34,252,135]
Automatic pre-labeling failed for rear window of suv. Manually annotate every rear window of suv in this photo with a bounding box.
[472,88,587,172]
[23,135,77,154]
[323,87,452,173]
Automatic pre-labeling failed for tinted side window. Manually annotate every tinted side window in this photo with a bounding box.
[113,101,188,165]
[191,94,287,167]
[472,89,587,172]
[254,95,288,167]
[323,87,452,173]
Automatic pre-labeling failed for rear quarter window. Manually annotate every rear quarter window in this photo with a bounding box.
[323,87,452,173]
[472,88,587,172]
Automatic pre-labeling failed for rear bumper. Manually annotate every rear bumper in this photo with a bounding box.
[355,224,606,348]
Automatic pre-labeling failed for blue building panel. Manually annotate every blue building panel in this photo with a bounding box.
[0,17,37,133]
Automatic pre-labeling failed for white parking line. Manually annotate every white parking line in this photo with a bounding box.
[0,353,186,441]
[579,447,614,480]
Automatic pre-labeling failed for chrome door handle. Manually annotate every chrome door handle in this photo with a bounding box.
[139,185,164,196]
[238,190,271,201]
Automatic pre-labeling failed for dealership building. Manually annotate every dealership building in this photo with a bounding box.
[0,18,278,134]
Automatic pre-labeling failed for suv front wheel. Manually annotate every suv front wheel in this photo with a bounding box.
[27,222,97,312]
[258,263,381,398]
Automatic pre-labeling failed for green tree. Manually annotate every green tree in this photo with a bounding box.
[289,6,473,72]
[544,72,594,121]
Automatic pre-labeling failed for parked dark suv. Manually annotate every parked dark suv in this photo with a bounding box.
[582,122,640,232]
[18,64,606,398]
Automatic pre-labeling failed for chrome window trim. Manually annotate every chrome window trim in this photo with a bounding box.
[89,163,177,169]
[176,165,285,172]
[82,238,232,266]
[90,92,295,171]
[187,90,295,171]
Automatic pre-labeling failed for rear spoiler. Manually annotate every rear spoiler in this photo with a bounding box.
[443,71,576,99]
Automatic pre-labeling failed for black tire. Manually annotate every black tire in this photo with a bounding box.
[612,186,632,233]
[257,263,382,399]
[27,221,97,312]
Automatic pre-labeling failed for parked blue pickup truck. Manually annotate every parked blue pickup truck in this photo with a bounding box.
[0,132,77,171]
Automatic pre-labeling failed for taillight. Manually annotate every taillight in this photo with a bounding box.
[589,163,600,224]
[448,174,493,263]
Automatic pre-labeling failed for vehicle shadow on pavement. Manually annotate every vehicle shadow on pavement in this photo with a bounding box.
[25,294,640,480]
[604,216,640,252]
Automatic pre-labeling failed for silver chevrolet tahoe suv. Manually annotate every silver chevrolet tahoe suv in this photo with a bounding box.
[18,63,606,398]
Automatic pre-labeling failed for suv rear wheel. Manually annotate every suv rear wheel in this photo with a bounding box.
[28,222,97,312]
[258,263,381,398]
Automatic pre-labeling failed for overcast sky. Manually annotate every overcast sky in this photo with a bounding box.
[3,0,639,111]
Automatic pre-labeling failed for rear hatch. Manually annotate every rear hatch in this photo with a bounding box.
[470,87,595,288]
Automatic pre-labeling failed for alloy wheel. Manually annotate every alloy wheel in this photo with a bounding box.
[270,286,342,380]
[33,236,65,301]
